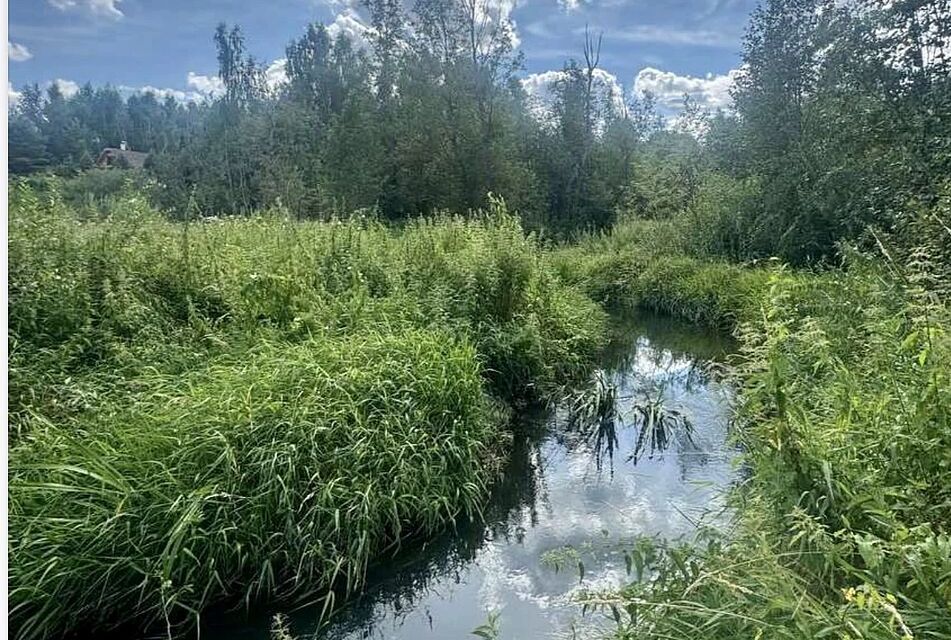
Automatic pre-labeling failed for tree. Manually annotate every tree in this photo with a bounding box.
[8,117,50,174]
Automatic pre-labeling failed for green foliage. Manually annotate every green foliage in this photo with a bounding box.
[722,0,951,265]
[11,330,498,639]
[676,172,764,261]
[471,611,503,640]
[8,82,202,175]
[567,234,951,638]
[623,130,704,221]
[8,2,951,638]
[8,0,951,267]
[8,4,659,234]
[19,171,158,218]
[736,254,950,548]
[7,184,606,639]
[549,218,777,330]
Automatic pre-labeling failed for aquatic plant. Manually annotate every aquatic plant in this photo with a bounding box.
[565,369,621,472]
[471,611,503,640]
[627,392,695,466]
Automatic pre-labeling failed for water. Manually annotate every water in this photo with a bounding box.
[211,311,737,640]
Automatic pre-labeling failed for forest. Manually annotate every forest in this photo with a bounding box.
[7,0,951,639]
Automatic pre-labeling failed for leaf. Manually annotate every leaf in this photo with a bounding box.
[471,611,501,640]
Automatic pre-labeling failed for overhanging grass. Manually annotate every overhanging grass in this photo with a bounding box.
[11,331,500,639]
[548,228,777,330]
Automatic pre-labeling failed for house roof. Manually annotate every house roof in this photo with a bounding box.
[97,148,150,169]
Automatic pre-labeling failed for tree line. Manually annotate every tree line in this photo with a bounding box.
[8,0,950,263]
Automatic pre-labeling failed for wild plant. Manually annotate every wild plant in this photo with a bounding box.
[7,184,607,639]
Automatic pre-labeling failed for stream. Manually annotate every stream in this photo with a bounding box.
[210,311,738,640]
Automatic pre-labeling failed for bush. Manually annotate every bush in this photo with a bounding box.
[677,172,763,261]
[18,171,158,215]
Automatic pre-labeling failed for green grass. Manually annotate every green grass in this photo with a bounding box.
[560,219,951,639]
[12,331,498,638]
[548,219,779,329]
[7,184,607,639]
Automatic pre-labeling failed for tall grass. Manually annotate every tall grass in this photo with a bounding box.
[9,185,604,430]
[12,331,497,638]
[548,219,780,329]
[8,183,606,639]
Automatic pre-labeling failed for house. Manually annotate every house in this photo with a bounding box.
[96,141,149,169]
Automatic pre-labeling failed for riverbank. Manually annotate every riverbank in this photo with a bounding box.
[8,186,607,640]
[10,186,950,640]
[551,221,951,638]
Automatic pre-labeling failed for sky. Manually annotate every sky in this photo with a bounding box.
[8,0,758,114]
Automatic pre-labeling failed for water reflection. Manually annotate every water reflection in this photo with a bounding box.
[203,311,737,640]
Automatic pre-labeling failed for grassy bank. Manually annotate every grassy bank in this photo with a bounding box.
[548,221,778,329]
[555,221,951,638]
[7,184,606,639]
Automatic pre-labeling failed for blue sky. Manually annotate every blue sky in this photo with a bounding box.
[8,0,757,111]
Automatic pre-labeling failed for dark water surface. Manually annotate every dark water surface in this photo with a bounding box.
[208,311,738,640]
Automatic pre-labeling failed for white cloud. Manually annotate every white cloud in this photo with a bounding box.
[186,62,286,98]
[559,0,584,11]
[326,9,375,51]
[319,0,363,9]
[49,0,124,19]
[9,42,33,62]
[119,85,207,103]
[9,83,23,107]
[593,25,737,48]
[521,69,566,118]
[186,72,225,97]
[51,78,80,98]
[265,59,288,91]
[522,67,627,123]
[666,112,709,138]
[633,66,740,111]
[597,68,628,114]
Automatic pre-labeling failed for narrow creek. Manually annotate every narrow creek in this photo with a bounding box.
[211,310,738,640]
